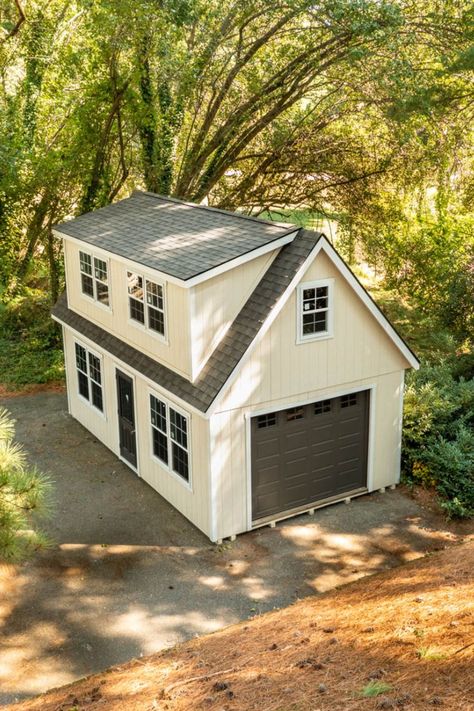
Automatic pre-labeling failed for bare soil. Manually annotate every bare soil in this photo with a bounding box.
[0,381,65,399]
[11,540,474,711]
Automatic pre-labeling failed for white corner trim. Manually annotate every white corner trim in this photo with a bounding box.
[54,229,298,290]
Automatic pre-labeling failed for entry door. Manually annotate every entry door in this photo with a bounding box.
[251,390,370,521]
[116,370,137,469]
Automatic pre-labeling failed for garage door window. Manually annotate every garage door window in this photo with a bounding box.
[287,406,304,421]
[341,393,357,408]
[314,399,331,415]
[257,413,277,428]
[297,279,334,343]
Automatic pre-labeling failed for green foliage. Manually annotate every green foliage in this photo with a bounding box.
[359,681,393,697]
[0,407,53,561]
[0,288,64,388]
[402,362,474,518]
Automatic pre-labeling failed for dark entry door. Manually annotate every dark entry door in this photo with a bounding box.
[116,370,137,468]
[251,390,370,521]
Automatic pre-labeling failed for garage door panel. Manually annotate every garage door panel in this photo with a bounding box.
[251,390,369,521]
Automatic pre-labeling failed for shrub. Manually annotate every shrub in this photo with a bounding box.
[402,360,474,518]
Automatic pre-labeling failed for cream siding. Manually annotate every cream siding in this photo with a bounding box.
[209,250,410,540]
[63,325,212,538]
[189,251,275,380]
[64,239,193,379]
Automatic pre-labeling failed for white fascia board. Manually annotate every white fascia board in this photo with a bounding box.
[52,314,210,420]
[54,228,298,289]
[317,238,420,370]
[206,238,326,417]
[206,234,419,416]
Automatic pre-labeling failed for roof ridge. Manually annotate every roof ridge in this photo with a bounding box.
[135,190,295,232]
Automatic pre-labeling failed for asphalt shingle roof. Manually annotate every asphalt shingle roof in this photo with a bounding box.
[52,229,322,412]
[54,191,295,281]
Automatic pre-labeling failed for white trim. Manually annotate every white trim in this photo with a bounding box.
[77,247,112,312]
[208,418,217,542]
[55,229,298,289]
[366,385,377,491]
[147,386,193,492]
[73,338,107,420]
[207,235,418,415]
[53,317,208,419]
[206,239,325,416]
[395,369,405,484]
[115,365,140,475]
[296,277,334,344]
[62,324,72,415]
[244,383,376,531]
[126,268,168,344]
[318,239,419,369]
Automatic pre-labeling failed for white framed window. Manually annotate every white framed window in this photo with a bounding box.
[297,278,334,343]
[149,392,190,485]
[127,271,166,338]
[79,250,110,307]
[75,342,104,413]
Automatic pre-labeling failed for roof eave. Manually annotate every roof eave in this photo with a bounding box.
[53,228,298,289]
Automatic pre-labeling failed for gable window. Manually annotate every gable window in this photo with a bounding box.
[79,251,109,306]
[128,272,166,337]
[75,342,104,413]
[150,394,190,483]
[297,278,334,343]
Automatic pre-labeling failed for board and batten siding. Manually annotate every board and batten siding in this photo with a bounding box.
[62,325,212,538]
[209,250,410,540]
[189,251,276,380]
[63,239,193,379]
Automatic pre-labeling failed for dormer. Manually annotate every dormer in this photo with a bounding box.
[55,191,297,382]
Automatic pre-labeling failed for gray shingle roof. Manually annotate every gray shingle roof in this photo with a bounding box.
[54,191,295,281]
[52,229,322,412]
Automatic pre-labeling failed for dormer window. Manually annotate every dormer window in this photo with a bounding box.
[297,278,334,343]
[127,271,166,338]
[79,251,109,306]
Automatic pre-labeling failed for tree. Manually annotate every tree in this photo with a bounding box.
[0,407,53,560]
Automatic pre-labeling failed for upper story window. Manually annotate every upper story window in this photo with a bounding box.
[297,278,334,343]
[150,393,190,484]
[79,251,109,307]
[127,272,166,338]
[75,342,104,413]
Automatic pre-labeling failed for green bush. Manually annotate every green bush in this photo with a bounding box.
[402,360,474,518]
[0,288,64,388]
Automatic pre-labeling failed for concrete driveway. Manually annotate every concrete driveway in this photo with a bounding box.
[0,392,470,706]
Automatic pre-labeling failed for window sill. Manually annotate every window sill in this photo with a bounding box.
[127,318,169,346]
[296,331,334,345]
[80,292,113,313]
[150,453,193,492]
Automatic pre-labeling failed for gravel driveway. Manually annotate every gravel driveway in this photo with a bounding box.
[0,391,468,706]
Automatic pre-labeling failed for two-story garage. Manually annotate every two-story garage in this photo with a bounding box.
[52,190,419,542]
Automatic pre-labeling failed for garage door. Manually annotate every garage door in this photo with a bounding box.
[251,390,370,521]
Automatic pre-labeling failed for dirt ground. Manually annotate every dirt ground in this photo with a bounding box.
[11,540,474,711]
[1,392,473,707]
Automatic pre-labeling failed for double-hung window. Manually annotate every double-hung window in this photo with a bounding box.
[75,342,104,413]
[79,251,109,306]
[150,393,190,483]
[128,272,166,337]
[297,278,334,342]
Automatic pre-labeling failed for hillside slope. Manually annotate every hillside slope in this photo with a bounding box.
[12,541,474,711]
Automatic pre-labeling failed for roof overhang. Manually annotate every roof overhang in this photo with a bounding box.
[53,228,298,289]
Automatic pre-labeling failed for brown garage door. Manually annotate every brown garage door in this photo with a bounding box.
[251,390,370,521]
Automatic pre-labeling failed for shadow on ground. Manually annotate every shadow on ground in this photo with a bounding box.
[0,392,471,705]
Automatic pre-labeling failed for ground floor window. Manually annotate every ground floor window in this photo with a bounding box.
[75,342,104,413]
[150,393,190,483]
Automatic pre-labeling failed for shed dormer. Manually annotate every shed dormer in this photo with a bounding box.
[55,191,297,381]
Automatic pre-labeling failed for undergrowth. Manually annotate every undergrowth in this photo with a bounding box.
[0,288,64,389]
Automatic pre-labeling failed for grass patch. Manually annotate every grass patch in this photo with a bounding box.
[416,648,447,661]
[359,681,394,698]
